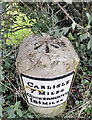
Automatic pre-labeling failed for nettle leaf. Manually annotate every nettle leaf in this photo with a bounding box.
[68,32,75,40]
[54,29,61,38]
[37,20,44,27]
[32,26,39,32]
[80,33,88,41]
[54,15,59,23]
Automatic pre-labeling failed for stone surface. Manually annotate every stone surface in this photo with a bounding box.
[16,33,80,117]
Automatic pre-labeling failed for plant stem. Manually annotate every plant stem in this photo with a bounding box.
[57,3,90,37]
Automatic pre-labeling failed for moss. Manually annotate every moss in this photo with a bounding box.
[42,64,47,68]
[66,63,71,71]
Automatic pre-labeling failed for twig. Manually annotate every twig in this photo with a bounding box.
[2,59,15,69]
[78,101,91,118]
[0,81,14,93]
[48,4,68,20]
[26,86,44,93]
[2,51,12,59]
[47,3,54,27]
[3,74,17,91]
[64,100,90,118]
[20,93,39,118]
[57,3,90,37]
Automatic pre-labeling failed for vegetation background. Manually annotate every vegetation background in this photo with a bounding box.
[0,1,92,119]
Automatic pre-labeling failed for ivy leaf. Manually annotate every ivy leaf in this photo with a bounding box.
[86,13,91,24]
[14,101,21,111]
[16,109,23,117]
[80,33,88,41]
[72,22,76,31]
[88,59,92,66]
[86,24,91,29]
[6,108,16,118]
[75,100,80,105]
[87,40,91,50]
[64,0,73,4]
[68,32,75,40]
[27,113,33,118]
[85,107,91,115]
[0,85,7,93]
[1,74,4,80]
[0,96,5,105]
[0,106,3,117]
[9,113,16,118]
[0,96,5,117]
[87,35,92,51]
[79,89,84,92]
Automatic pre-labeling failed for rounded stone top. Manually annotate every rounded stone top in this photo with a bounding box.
[16,33,79,78]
